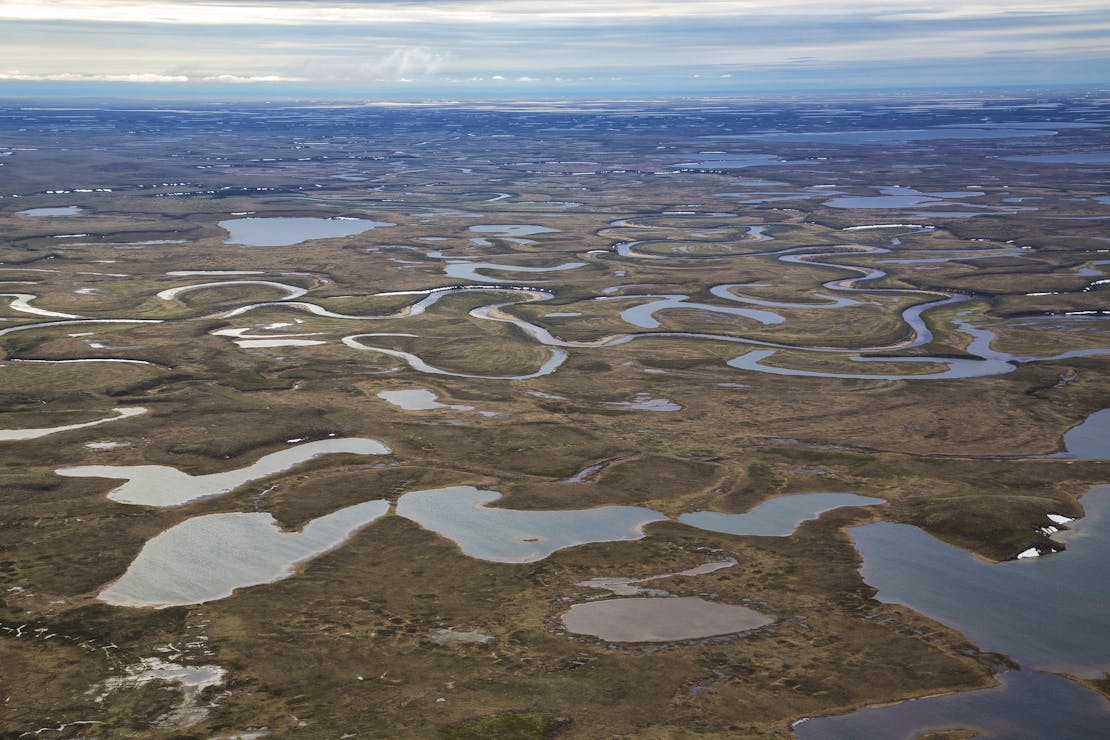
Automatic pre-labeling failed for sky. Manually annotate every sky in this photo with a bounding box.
[1,0,1109,97]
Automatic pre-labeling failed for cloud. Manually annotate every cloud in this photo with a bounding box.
[5,1,1104,26]
[200,73,304,83]
[292,47,449,81]
[1,1,1107,91]
[0,70,190,82]
[0,70,307,84]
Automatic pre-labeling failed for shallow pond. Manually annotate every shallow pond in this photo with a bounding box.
[603,393,682,412]
[468,224,559,237]
[377,388,473,411]
[579,559,737,596]
[219,217,393,247]
[444,260,584,284]
[679,493,884,537]
[0,407,147,442]
[395,486,667,563]
[99,500,390,607]
[57,438,391,507]
[561,597,773,642]
[18,206,81,216]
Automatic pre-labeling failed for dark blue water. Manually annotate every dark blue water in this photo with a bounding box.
[795,670,1110,740]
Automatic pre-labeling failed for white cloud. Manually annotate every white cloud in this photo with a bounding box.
[4,1,1104,27]
[293,47,448,82]
[0,1,1106,89]
[0,70,189,82]
[200,73,304,83]
[0,70,309,83]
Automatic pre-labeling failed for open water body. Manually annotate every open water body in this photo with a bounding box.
[377,388,472,411]
[603,294,784,329]
[57,438,391,507]
[468,224,559,237]
[711,127,1057,145]
[219,217,394,247]
[1062,408,1110,459]
[679,493,884,537]
[825,186,984,210]
[603,393,682,412]
[99,500,390,607]
[795,670,1110,740]
[394,486,667,563]
[850,485,1110,678]
[157,279,307,301]
[444,260,584,283]
[99,492,875,609]
[674,154,804,169]
[223,285,545,321]
[342,333,568,380]
[799,485,1110,737]
[17,206,81,216]
[562,597,772,642]
[1001,152,1110,164]
[727,348,1016,381]
[0,407,147,442]
[709,284,861,310]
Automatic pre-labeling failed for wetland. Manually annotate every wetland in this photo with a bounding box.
[1,93,1108,738]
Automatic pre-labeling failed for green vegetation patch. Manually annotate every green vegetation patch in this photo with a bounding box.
[441,712,569,739]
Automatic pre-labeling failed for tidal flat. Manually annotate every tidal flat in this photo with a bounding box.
[1,94,1108,738]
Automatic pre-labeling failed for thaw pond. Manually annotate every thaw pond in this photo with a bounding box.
[795,670,1110,740]
[1062,408,1110,459]
[579,559,737,596]
[825,186,984,210]
[0,407,147,442]
[469,224,559,237]
[561,597,773,642]
[851,485,1110,678]
[99,499,390,607]
[679,493,884,537]
[18,206,81,216]
[444,260,584,283]
[604,393,683,412]
[57,438,391,507]
[395,486,667,563]
[377,388,473,411]
[220,217,393,247]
